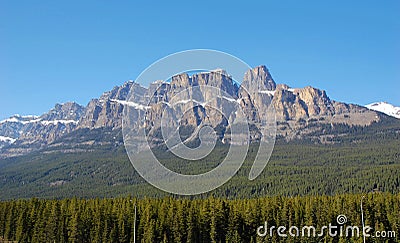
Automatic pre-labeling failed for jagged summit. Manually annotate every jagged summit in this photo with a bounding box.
[243,65,276,92]
[0,65,393,157]
[41,102,84,121]
[0,102,85,152]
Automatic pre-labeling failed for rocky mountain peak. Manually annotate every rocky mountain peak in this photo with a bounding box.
[170,73,191,90]
[243,65,276,92]
[100,81,136,101]
[191,70,238,97]
[78,81,148,129]
[41,102,84,121]
[0,65,389,158]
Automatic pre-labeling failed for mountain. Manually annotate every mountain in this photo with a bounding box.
[0,65,396,158]
[0,103,84,155]
[366,102,400,119]
[0,65,400,200]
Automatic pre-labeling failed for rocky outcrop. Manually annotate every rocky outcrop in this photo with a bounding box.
[78,81,147,129]
[271,84,376,124]
[0,102,84,154]
[41,102,84,121]
[271,85,334,121]
[242,65,276,92]
[0,65,385,157]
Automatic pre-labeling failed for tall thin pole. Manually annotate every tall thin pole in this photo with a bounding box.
[133,203,136,243]
[360,195,366,243]
[134,203,137,243]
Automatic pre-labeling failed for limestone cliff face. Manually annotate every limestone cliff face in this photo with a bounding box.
[0,65,385,157]
[144,70,239,142]
[271,84,375,124]
[238,66,276,124]
[271,85,334,121]
[242,65,276,92]
[125,65,380,146]
[272,85,308,121]
[78,81,146,129]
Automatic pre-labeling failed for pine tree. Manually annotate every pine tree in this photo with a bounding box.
[15,204,29,242]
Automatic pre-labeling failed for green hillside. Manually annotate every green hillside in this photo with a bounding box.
[0,119,399,200]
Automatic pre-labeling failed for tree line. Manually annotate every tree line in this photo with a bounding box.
[0,193,399,242]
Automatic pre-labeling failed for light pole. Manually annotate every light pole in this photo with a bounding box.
[360,195,366,243]
[134,203,137,243]
[130,200,137,243]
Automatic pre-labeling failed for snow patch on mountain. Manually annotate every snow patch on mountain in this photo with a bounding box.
[172,99,208,107]
[258,90,276,96]
[0,117,79,125]
[365,102,400,119]
[110,99,150,110]
[41,120,79,125]
[218,95,239,103]
[0,136,16,144]
[0,116,42,124]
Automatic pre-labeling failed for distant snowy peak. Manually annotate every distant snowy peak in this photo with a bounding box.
[0,115,41,124]
[0,116,79,126]
[366,102,400,119]
[1,102,84,126]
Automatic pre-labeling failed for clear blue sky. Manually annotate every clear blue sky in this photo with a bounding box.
[1,0,399,120]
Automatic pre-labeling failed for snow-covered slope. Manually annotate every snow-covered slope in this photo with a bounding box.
[0,136,16,144]
[0,115,41,124]
[0,136,17,149]
[366,102,400,119]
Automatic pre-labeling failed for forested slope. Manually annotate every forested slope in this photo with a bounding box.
[0,138,399,200]
[0,194,398,242]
